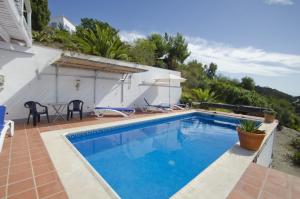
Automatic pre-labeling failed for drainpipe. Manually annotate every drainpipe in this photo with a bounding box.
[55,65,58,103]
[120,74,129,104]
[94,70,97,106]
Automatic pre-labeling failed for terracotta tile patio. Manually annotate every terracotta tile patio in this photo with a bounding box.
[0,111,299,199]
[228,163,300,199]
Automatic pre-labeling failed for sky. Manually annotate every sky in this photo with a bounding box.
[49,0,300,96]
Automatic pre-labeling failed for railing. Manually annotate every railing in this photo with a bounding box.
[192,102,269,116]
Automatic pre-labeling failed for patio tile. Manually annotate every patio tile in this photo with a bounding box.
[11,145,28,152]
[0,160,9,169]
[0,167,8,177]
[234,182,260,199]
[8,169,32,184]
[291,190,300,199]
[240,173,264,188]
[37,181,64,198]
[45,191,68,199]
[10,156,30,166]
[0,175,7,187]
[292,176,300,192]
[263,179,289,198]
[32,157,51,167]
[0,186,5,198]
[29,143,44,149]
[10,151,29,159]
[266,169,289,188]
[8,188,37,199]
[33,163,54,176]
[228,163,300,199]
[7,178,34,196]
[30,149,47,156]
[30,151,49,161]
[9,162,31,175]
[244,163,267,178]
[227,190,252,199]
[28,140,43,145]
[35,171,59,187]
[0,153,9,161]
[259,191,283,199]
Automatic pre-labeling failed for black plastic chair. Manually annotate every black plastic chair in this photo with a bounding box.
[24,101,49,126]
[67,100,83,120]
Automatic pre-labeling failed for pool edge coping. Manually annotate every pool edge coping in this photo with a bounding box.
[41,110,277,199]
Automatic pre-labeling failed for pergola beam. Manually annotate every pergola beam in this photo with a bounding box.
[53,55,148,74]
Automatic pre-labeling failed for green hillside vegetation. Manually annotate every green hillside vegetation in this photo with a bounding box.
[32,18,300,131]
[255,86,295,102]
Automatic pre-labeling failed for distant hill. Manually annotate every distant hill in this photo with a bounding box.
[255,86,294,102]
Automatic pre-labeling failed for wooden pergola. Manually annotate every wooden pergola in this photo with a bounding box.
[53,53,147,74]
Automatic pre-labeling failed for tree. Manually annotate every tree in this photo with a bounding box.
[30,0,51,31]
[148,33,168,67]
[205,63,217,79]
[128,39,156,65]
[164,33,190,70]
[240,76,255,90]
[209,81,267,107]
[147,33,190,70]
[179,60,208,89]
[76,18,118,35]
[191,88,215,102]
[74,24,128,60]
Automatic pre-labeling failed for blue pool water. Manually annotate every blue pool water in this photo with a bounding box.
[67,113,244,199]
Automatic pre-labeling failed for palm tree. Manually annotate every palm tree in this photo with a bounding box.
[191,88,215,102]
[74,24,129,60]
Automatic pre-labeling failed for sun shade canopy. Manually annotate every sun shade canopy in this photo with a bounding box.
[53,53,148,74]
[155,74,186,83]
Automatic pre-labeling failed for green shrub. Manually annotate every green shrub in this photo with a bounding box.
[209,81,268,107]
[291,137,300,150]
[292,151,300,165]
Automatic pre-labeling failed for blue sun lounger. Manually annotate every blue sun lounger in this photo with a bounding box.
[143,98,186,112]
[0,106,14,153]
[94,107,136,117]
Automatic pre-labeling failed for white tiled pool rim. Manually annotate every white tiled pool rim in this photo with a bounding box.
[41,110,278,199]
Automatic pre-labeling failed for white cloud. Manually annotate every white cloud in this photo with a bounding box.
[119,31,300,77]
[186,37,300,76]
[119,30,145,43]
[263,0,294,5]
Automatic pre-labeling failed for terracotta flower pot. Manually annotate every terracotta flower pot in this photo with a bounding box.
[264,113,276,123]
[237,128,266,151]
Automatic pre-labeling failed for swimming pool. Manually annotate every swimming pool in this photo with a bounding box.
[67,112,254,199]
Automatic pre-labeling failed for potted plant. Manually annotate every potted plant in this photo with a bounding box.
[263,109,276,123]
[237,120,266,151]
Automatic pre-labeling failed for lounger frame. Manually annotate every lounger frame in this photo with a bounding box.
[0,120,14,152]
[94,108,135,118]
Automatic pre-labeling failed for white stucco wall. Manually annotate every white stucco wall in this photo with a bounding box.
[49,16,76,33]
[255,128,276,167]
[0,44,182,120]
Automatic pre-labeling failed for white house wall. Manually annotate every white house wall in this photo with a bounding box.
[0,44,182,120]
[62,17,76,32]
[49,16,76,33]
